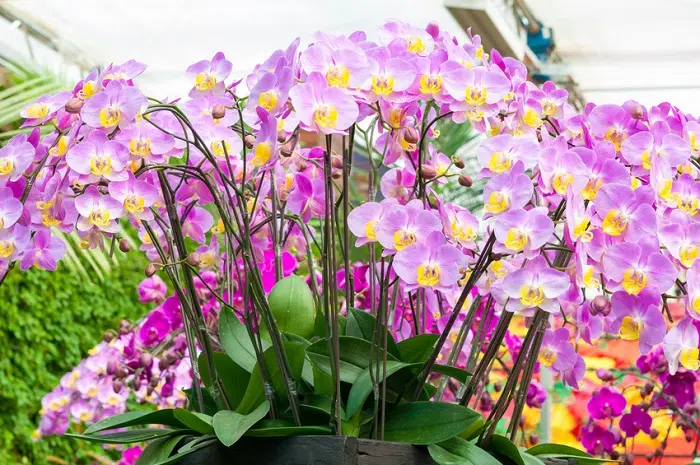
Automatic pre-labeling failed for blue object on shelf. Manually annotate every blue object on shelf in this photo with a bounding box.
[527,21,553,60]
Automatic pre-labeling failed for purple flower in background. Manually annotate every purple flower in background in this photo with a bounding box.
[67,129,130,183]
[250,107,278,168]
[588,104,630,151]
[581,423,616,455]
[619,405,652,437]
[81,80,147,130]
[378,20,435,56]
[289,72,358,134]
[101,59,147,82]
[0,224,30,263]
[180,206,214,243]
[20,91,71,127]
[380,166,416,203]
[138,310,170,347]
[688,262,700,319]
[375,199,442,255]
[287,173,325,223]
[538,328,577,373]
[562,354,586,389]
[301,41,369,89]
[0,187,23,230]
[588,386,626,419]
[663,317,700,374]
[621,120,690,170]
[659,210,700,269]
[610,291,665,354]
[115,120,175,164]
[443,66,511,124]
[247,61,294,114]
[108,173,160,221]
[0,134,35,184]
[75,186,123,234]
[526,382,547,408]
[138,275,167,304]
[603,242,677,296]
[186,52,232,96]
[19,230,66,271]
[494,207,553,257]
[502,256,570,314]
[393,231,462,292]
[671,173,700,217]
[348,201,384,246]
[575,301,604,344]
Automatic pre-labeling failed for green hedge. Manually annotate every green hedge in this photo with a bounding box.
[0,254,148,464]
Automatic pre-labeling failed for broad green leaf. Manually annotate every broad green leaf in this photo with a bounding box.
[306,336,397,383]
[263,275,316,339]
[150,437,218,465]
[67,429,178,445]
[213,400,270,447]
[383,402,481,445]
[198,352,250,410]
[136,434,188,465]
[173,409,213,435]
[85,410,186,434]
[236,342,305,414]
[219,307,270,373]
[438,437,501,465]
[521,452,546,465]
[183,387,218,416]
[397,334,438,363]
[345,361,421,417]
[346,308,400,357]
[526,444,617,465]
[246,420,332,437]
[458,417,487,441]
[428,444,469,465]
[485,434,524,465]
[431,364,471,383]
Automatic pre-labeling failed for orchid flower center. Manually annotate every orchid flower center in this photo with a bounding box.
[604,127,626,151]
[371,75,395,95]
[451,219,476,243]
[419,74,442,95]
[677,195,699,216]
[602,209,629,236]
[89,209,111,228]
[124,194,145,214]
[621,268,648,295]
[692,294,700,314]
[195,72,216,91]
[466,108,485,122]
[252,142,273,167]
[542,100,556,117]
[388,109,403,128]
[80,81,97,99]
[641,150,652,170]
[407,36,426,54]
[326,65,350,88]
[258,91,278,112]
[519,284,545,308]
[573,216,592,242]
[99,105,122,128]
[657,178,675,203]
[487,152,512,173]
[365,220,377,241]
[680,348,700,371]
[26,102,49,119]
[417,263,440,287]
[129,137,151,157]
[0,240,13,258]
[211,139,233,158]
[485,191,509,214]
[620,316,642,340]
[539,347,557,367]
[582,265,600,288]
[552,171,574,195]
[582,177,604,200]
[522,108,543,128]
[393,229,416,251]
[505,227,528,251]
[79,411,92,422]
[36,200,54,211]
[50,136,68,157]
[314,104,339,128]
[680,244,699,268]
[490,260,508,279]
[0,159,14,176]
[464,86,487,106]
[90,155,113,177]
[42,211,62,227]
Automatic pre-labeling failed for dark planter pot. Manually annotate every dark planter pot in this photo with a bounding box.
[179,435,578,465]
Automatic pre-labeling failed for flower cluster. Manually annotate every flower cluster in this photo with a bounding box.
[9,18,697,455]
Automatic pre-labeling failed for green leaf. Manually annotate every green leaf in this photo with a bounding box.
[150,437,219,465]
[526,444,617,465]
[521,452,546,465]
[263,275,316,339]
[85,410,186,434]
[345,361,421,417]
[397,334,438,363]
[236,342,305,414]
[428,444,470,465]
[219,307,270,373]
[438,437,501,465]
[213,400,270,447]
[198,351,250,410]
[67,428,178,445]
[246,420,332,437]
[306,336,397,383]
[136,434,189,465]
[346,308,400,357]
[431,364,471,383]
[458,417,487,441]
[485,434,524,465]
[382,402,481,445]
[173,409,213,435]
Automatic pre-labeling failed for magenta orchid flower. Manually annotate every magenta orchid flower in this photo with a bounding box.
[180,206,214,244]
[289,72,358,134]
[67,130,130,183]
[20,91,72,127]
[249,107,278,168]
[287,173,325,223]
[138,310,171,347]
[588,104,631,151]
[75,186,124,234]
[594,184,656,238]
[443,65,511,125]
[494,207,553,258]
[186,52,232,97]
[440,203,479,248]
[0,187,23,230]
[101,59,147,83]
[379,20,434,56]
[482,166,533,215]
[603,242,676,295]
[609,291,665,354]
[19,229,66,271]
[619,405,652,437]
[538,143,589,196]
[138,275,167,304]
[571,142,630,200]
[375,199,442,255]
[115,120,175,164]
[0,134,35,184]
[81,80,147,130]
[502,256,570,314]
[670,173,700,217]
[588,386,626,419]
[0,224,30,263]
[364,47,416,103]
[659,210,700,268]
[393,231,462,293]
[538,328,577,373]
[108,173,160,221]
[380,166,416,203]
[301,41,369,90]
[663,317,700,375]
[621,120,690,171]
[247,62,294,115]
[348,201,384,247]
[476,134,539,177]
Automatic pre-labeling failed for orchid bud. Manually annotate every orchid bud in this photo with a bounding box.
[623,455,634,465]
[118,239,131,253]
[112,380,123,394]
[244,135,256,149]
[403,127,419,144]
[277,131,287,143]
[280,142,293,157]
[139,353,153,368]
[649,428,659,439]
[687,433,694,443]
[186,252,201,267]
[133,377,142,391]
[421,164,437,180]
[591,295,610,316]
[149,376,159,388]
[114,366,128,379]
[610,452,620,460]
[642,383,653,396]
[332,171,342,180]
[596,369,613,382]
[458,174,473,187]
[529,433,539,445]
[106,361,117,375]
[630,104,644,120]
[146,386,154,396]
[145,263,157,277]
[645,453,653,462]
[65,97,84,114]
[519,416,525,428]
[453,157,465,169]
[667,396,678,410]
[158,358,170,371]
[493,382,502,392]
[211,104,226,119]
[104,331,115,343]
[331,155,344,170]
[425,21,440,40]
[296,159,308,171]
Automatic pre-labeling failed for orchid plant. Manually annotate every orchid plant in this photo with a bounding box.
[4,17,698,465]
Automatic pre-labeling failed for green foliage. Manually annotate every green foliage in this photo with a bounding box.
[0,254,148,464]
